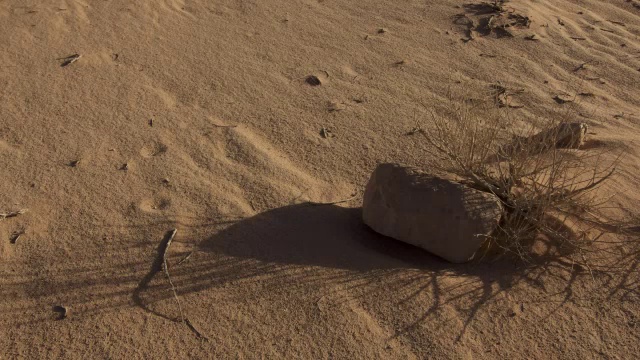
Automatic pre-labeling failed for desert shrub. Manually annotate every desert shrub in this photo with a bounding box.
[416,90,635,263]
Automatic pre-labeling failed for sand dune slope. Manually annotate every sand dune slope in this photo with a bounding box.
[1,0,639,358]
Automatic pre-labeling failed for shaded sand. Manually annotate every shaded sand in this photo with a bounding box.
[1,0,639,358]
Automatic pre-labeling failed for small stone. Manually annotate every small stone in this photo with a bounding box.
[362,164,503,263]
[501,122,588,155]
[320,127,334,138]
[553,94,573,104]
[548,122,588,148]
[9,230,24,244]
[305,75,321,86]
[377,28,387,34]
[53,305,68,320]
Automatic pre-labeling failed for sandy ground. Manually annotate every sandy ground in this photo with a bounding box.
[1,0,639,358]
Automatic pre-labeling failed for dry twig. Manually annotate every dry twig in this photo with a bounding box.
[59,54,81,67]
[176,251,194,266]
[308,193,358,206]
[0,209,27,220]
[161,229,209,341]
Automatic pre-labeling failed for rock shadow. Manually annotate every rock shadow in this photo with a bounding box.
[199,203,444,272]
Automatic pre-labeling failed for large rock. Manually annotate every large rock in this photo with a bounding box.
[362,163,503,263]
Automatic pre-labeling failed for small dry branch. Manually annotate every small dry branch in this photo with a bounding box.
[308,193,358,206]
[0,209,27,220]
[160,229,209,341]
[59,54,81,67]
[211,123,238,128]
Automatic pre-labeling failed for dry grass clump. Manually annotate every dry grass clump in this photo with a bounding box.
[417,91,636,263]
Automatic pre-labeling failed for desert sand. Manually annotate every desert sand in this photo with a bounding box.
[1,0,639,358]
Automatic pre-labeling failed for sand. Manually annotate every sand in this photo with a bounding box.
[1,0,639,358]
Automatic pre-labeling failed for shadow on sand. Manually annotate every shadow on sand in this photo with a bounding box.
[2,203,638,342]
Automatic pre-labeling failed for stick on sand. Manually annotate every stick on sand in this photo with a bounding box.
[59,54,81,67]
[0,209,28,220]
[160,229,209,341]
[308,193,358,206]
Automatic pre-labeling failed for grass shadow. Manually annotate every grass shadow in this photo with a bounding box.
[1,203,637,343]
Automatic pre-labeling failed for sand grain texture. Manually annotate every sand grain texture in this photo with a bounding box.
[1,0,639,358]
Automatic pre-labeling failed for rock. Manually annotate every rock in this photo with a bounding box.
[52,305,68,320]
[553,94,573,104]
[305,75,322,86]
[548,122,588,148]
[362,164,503,263]
[501,122,588,156]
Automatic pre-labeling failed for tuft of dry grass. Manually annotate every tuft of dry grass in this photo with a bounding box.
[417,90,636,264]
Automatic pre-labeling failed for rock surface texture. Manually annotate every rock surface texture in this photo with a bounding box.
[362,163,504,263]
[502,122,589,156]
